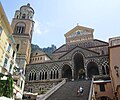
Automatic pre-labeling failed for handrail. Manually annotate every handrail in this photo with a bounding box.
[37,79,66,100]
[88,78,94,100]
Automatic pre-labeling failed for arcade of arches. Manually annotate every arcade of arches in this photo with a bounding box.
[62,53,100,80]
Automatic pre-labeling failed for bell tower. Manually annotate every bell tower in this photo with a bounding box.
[11,3,35,74]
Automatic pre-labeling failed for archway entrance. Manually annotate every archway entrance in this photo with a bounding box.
[87,62,99,78]
[62,64,72,79]
[74,53,85,80]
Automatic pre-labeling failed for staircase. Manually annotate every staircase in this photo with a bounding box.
[46,80,91,100]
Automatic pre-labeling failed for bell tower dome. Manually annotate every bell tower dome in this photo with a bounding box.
[11,3,35,74]
[14,3,34,20]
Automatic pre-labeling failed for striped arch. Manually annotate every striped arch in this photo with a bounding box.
[71,50,85,62]
[86,59,99,78]
[72,50,85,79]
[61,62,73,70]
[86,59,99,67]
[61,62,72,79]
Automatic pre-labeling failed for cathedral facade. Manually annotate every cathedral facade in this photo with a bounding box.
[25,25,109,94]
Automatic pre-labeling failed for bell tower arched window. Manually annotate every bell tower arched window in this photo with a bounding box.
[14,22,26,34]
[22,14,26,19]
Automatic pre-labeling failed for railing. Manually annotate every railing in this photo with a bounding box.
[37,78,67,100]
[88,78,94,100]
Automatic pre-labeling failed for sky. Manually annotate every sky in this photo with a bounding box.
[1,0,120,48]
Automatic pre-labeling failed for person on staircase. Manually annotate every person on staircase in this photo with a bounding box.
[77,86,84,96]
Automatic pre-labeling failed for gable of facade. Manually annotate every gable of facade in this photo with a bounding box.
[64,25,94,43]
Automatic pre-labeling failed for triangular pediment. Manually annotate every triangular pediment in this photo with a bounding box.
[64,25,94,37]
[64,25,94,43]
[59,46,99,60]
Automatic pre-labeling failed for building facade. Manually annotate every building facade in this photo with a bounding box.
[109,36,120,100]
[0,2,25,99]
[0,2,15,74]
[25,25,109,94]
[30,49,51,64]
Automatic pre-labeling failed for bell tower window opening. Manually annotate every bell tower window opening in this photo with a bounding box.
[15,26,25,34]
[14,22,26,34]
[16,15,19,19]
[22,14,26,19]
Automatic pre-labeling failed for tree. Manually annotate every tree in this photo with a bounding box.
[0,73,13,98]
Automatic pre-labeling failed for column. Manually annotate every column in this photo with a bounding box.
[47,72,49,79]
[59,69,62,79]
[85,67,88,80]
[72,69,74,81]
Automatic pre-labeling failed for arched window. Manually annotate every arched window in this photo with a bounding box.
[42,72,44,80]
[16,15,19,19]
[45,72,47,79]
[14,22,25,34]
[22,14,26,19]
[39,72,41,80]
[102,61,109,75]
[34,73,36,80]
[56,70,59,79]
[31,73,34,80]
[53,71,55,79]
[50,71,52,79]
[29,73,31,81]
